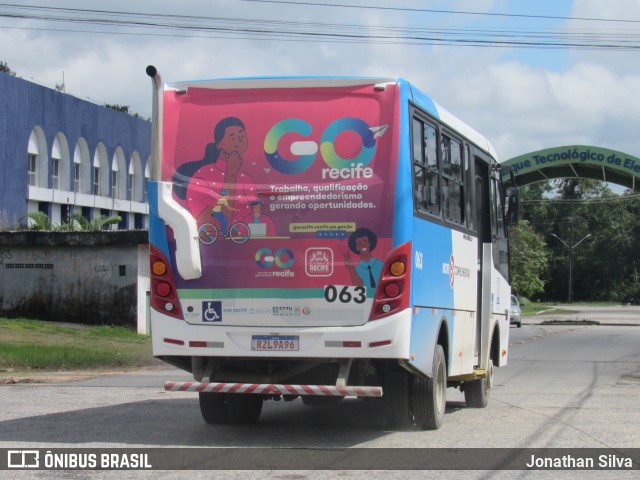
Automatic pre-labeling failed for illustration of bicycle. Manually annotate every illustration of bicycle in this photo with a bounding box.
[198,221,251,245]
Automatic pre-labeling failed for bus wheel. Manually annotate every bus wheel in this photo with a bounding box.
[225,394,263,424]
[383,371,412,428]
[464,360,493,408]
[412,345,446,430]
[198,392,229,424]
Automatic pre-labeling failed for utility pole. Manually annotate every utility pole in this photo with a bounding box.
[551,232,592,303]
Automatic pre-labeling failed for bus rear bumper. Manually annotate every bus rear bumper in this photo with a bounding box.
[151,309,412,360]
[165,381,383,397]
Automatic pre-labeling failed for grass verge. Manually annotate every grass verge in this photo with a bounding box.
[521,301,622,317]
[521,302,569,317]
[0,317,155,381]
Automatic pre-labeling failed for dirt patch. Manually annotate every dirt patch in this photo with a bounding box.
[540,319,600,326]
[0,364,165,384]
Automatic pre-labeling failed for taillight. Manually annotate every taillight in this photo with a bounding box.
[150,244,183,320]
[369,241,412,321]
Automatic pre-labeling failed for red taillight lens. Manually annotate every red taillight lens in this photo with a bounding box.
[369,241,412,321]
[384,282,401,298]
[156,282,171,297]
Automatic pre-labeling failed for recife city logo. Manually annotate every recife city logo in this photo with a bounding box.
[255,247,295,278]
[264,117,387,179]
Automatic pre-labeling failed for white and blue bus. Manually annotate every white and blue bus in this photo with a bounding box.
[146,66,518,429]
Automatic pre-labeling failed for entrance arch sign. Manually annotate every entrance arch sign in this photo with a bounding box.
[502,145,640,191]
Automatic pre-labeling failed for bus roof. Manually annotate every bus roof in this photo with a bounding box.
[431,99,498,161]
[165,76,397,91]
[164,75,498,161]
[406,81,498,161]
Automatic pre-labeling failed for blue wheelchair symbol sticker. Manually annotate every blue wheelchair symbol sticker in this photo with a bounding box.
[202,301,222,322]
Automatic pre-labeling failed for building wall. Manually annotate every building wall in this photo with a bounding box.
[0,231,148,327]
[0,71,151,229]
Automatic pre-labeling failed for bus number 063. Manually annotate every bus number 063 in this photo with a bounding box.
[324,285,367,304]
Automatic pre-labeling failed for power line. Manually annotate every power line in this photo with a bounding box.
[1,2,639,50]
[239,0,640,24]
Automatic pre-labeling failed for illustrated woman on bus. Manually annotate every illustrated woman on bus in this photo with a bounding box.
[343,227,383,288]
[172,116,257,233]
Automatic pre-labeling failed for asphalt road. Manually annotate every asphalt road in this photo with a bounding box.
[0,307,639,478]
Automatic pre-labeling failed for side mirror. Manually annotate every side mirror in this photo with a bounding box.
[505,186,519,225]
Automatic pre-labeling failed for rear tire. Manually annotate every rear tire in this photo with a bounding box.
[225,394,263,424]
[464,360,493,408]
[412,345,447,430]
[198,392,229,424]
[383,371,412,428]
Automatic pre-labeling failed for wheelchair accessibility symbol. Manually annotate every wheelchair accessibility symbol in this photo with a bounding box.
[202,301,222,322]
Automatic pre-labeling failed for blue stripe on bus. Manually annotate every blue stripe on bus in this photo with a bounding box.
[147,181,171,260]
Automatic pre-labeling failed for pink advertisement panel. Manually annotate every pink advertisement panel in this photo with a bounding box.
[162,83,399,323]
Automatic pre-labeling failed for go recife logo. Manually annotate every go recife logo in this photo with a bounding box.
[255,247,295,278]
[264,117,379,176]
[255,248,294,268]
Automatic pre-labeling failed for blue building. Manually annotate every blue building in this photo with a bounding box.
[0,71,151,230]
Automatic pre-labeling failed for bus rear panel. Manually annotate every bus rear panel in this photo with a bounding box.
[147,72,512,428]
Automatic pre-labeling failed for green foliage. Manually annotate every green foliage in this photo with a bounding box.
[67,213,122,231]
[509,220,548,298]
[21,211,53,231]
[517,179,640,303]
[104,103,130,114]
[104,103,147,119]
[0,60,16,76]
[19,212,122,232]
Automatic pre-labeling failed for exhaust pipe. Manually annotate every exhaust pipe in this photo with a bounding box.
[146,65,162,182]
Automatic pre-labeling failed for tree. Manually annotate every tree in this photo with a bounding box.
[65,213,122,231]
[0,61,16,76]
[105,104,130,114]
[509,220,548,299]
[21,211,53,231]
[104,103,146,119]
[516,178,640,303]
[20,212,122,232]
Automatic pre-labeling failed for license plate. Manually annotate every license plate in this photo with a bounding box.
[251,335,299,351]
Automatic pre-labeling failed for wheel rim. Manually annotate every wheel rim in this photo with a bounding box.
[229,222,250,244]
[435,361,446,414]
[198,223,218,244]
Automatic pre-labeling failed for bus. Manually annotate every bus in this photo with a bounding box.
[146,66,518,429]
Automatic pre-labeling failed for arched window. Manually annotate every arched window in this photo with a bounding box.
[51,134,70,191]
[73,138,91,194]
[144,160,150,202]
[112,147,126,199]
[129,152,143,202]
[27,127,48,187]
[93,142,109,196]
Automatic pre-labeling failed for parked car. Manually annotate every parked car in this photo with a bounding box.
[510,295,522,328]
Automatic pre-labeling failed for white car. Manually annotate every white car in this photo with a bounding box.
[510,295,522,328]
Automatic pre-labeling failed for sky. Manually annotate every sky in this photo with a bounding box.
[2,0,640,164]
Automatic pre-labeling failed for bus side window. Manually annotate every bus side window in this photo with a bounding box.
[490,176,509,280]
[413,118,440,216]
[465,144,474,232]
[441,134,463,225]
